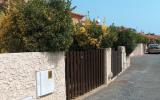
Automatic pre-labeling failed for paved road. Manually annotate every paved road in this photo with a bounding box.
[85,54,160,100]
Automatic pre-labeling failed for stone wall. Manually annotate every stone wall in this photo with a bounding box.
[0,52,66,100]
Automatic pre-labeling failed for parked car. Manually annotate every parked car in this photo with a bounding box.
[147,44,160,54]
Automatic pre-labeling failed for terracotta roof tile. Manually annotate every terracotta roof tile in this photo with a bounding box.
[70,12,85,19]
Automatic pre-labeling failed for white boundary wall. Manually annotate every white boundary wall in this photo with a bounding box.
[130,43,145,57]
[0,52,66,100]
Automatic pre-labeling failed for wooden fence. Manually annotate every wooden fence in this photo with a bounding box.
[65,49,105,100]
[111,49,122,78]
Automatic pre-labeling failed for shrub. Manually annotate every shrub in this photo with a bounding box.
[113,27,137,56]
[101,25,138,55]
[155,38,160,44]
[101,24,118,48]
[136,34,149,44]
[70,19,106,50]
[0,0,73,53]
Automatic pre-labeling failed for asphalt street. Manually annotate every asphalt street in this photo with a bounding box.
[85,54,160,100]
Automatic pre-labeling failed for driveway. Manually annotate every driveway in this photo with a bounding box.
[85,54,160,100]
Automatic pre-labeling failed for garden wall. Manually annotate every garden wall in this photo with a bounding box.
[130,43,145,57]
[104,46,130,84]
[0,52,66,100]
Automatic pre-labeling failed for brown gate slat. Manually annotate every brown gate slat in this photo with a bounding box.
[98,50,101,85]
[77,51,80,96]
[101,49,105,84]
[65,52,70,100]
[84,51,89,92]
[88,51,91,91]
[73,51,77,97]
[90,51,95,89]
[66,49,105,100]
[70,51,74,98]
[100,49,103,84]
[96,50,99,87]
[111,48,122,78]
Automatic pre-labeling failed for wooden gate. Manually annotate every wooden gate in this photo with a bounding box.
[111,48,122,78]
[65,49,105,100]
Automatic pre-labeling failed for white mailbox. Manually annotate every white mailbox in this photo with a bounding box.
[36,69,55,97]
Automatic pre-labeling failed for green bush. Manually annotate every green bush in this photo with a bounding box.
[101,24,118,48]
[135,34,149,44]
[113,27,137,56]
[70,20,104,50]
[101,25,137,56]
[156,38,160,44]
[0,0,73,53]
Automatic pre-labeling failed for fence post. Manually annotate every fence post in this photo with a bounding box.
[104,48,112,85]
[126,56,131,68]
[118,46,127,71]
[141,43,145,56]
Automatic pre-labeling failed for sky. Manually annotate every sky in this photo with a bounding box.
[72,0,160,34]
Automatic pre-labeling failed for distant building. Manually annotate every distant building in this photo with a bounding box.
[0,0,4,4]
[0,0,5,10]
[140,32,160,42]
[0,0,4,6]
[146,34,159,40]
[0,0,85,25]
[70,12,85,24]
